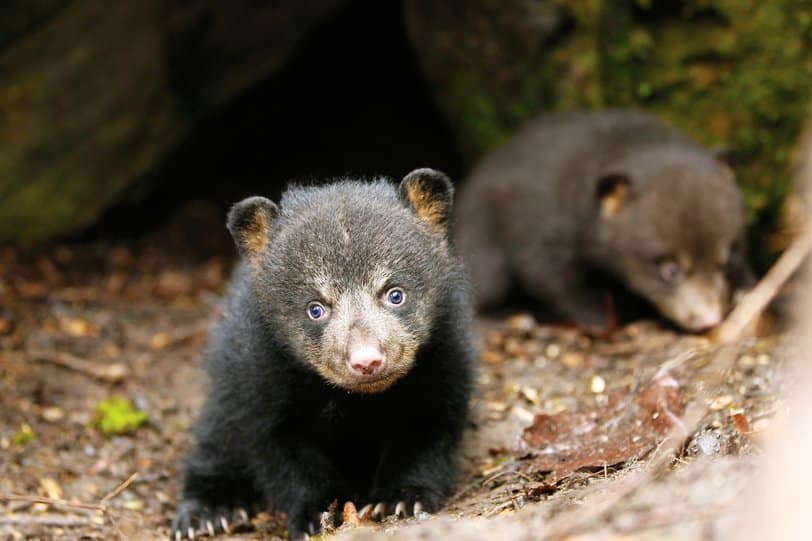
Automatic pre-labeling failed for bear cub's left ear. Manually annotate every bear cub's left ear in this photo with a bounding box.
[399,168,454,236]
[226,196,279,260]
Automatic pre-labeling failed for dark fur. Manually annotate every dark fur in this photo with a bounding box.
[172,173,474,539]
[455,109,753,331]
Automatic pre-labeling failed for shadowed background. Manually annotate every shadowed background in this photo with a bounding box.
[2,0,811,272]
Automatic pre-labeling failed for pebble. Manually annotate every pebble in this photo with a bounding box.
[41,407,64,422]
[511,406,536,424]
[561,352,584,369]
[738,355,756,368]
[482,351,504,364]
[709,395,733,410]
[545,344,561,359]
[506,314,536,335]
[694,430,723,456]
[520,387,541,405]
[589,375,606,394]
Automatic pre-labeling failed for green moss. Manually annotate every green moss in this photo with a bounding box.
[0,0,72,51]
[411,0,811,267]
[92,396,149,437]
[12,423,36,446]
[597,0,812,266]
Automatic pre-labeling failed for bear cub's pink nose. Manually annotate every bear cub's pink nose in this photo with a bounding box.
[348,347,385,377]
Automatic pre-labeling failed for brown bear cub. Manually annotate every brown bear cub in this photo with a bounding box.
[171,169,474,540]
[455,109,753,332]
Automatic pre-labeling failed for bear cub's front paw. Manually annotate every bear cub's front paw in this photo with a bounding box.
[170,499,251,539]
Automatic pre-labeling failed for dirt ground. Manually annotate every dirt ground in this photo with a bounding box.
[0,207,792,541]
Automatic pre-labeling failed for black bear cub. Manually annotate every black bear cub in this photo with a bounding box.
[455,109,753,332]
[172,169,474,540]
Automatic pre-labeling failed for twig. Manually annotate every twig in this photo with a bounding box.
[23,350,130,383]
[101,473,139,503]
[614,501,736,533]
[0,514,101,527]
[0,494,106,512]
[540,227,812,540]
[716,225,812,343]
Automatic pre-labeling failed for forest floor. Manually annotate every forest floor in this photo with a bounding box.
[0,204,794,541]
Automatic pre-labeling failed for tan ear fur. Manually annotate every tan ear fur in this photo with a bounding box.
[399,168,454,235]
[226,196,279,264]
[597,173,631,219]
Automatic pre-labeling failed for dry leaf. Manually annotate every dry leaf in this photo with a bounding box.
[521,374,683,482]
[342,501,360,528]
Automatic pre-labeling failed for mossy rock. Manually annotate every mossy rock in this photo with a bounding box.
[406,0,812,265]
[0,0,347,243]
[405,0,576,161]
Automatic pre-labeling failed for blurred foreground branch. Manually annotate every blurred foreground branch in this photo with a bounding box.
[542,225,812,540]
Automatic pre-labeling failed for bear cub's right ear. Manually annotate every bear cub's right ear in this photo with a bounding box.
[399,168,455,237]
[226,196,279,260]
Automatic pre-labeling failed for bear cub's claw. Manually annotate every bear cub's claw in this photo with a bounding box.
[170,500,252,539]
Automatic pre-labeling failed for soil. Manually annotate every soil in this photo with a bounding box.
[0,204,791,540]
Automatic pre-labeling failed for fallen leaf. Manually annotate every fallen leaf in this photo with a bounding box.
[520,374,683,482]
[154,270,192,298]
[59,317,98,337]
[149,332,172,351]
[320,499,338,533]
[39,478,63,500]
[342,501,360,528]
[730,409,751,434]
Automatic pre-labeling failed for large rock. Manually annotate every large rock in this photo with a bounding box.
[0,0,346,242]
[406,0,812,262]
[404,0,574,161]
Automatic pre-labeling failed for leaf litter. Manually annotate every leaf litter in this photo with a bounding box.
[0,203,797,540]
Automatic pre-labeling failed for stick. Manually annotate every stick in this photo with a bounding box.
[0,494,106,512]
[24,350,130,383]
[0,514,101,527]
[101,473,138,503]
[614,501,735,533]
[716,225,812,343]
[541,226,812,540]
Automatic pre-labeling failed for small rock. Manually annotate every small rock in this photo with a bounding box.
[41,407,64,422]
[486,332,505,350]
[737,355,756,368]
[511,406,535,424]
[59,317,97,337]
[589,375,606,394]
[709,395,733,410]
[504,337,526,358]
[506,314,536,335]
[520,387,541,405]
[694,430,723,456]
[545,344,561,359]
[149,332,172,351]
[482,350,505,364]
[561,352,584,369]
[0,315,13,335]
[39,478,62,499]
[154,270,192,298]
[123,499,143,511]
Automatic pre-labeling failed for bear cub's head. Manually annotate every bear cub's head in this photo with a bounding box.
[592,151,748,332]
[227,169,458,393]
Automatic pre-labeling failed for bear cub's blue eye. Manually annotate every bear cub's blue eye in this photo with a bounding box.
[386,287,405,306]
[307,302,327,320]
